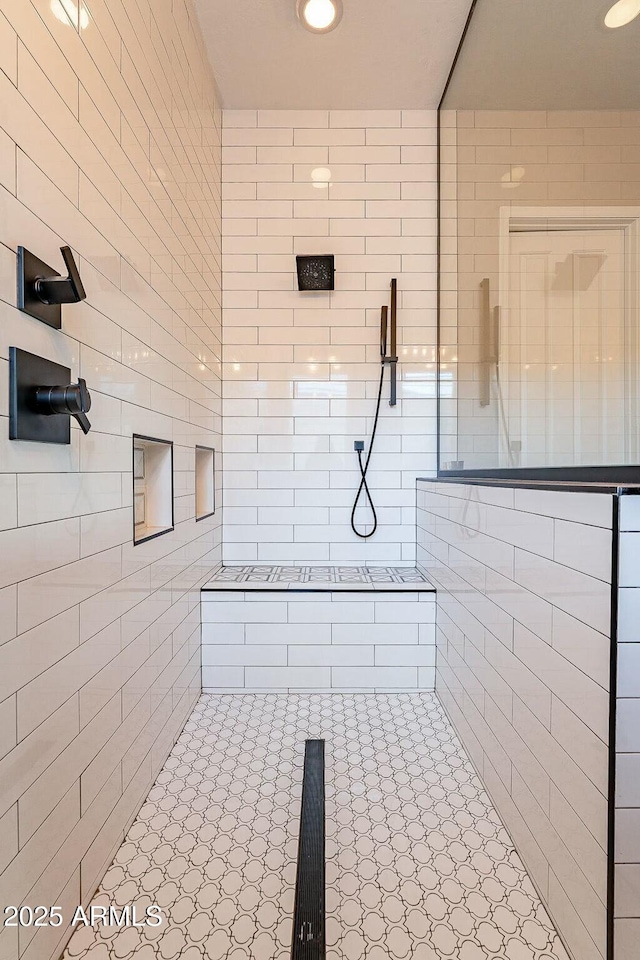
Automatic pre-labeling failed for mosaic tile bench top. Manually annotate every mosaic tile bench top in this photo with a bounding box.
[202,566,435,592]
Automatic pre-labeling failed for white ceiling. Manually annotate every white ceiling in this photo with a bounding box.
[194,0,473,110]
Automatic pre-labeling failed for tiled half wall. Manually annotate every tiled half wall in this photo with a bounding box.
[221,108,437,564]
[0,3,222,960]
[417,479,620,960]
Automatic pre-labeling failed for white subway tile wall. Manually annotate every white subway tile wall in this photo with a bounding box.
[0,3,221,959]
[417,480,614,960]
[201,590,436,691]
[615,495,640,960]
[222,109,437,564]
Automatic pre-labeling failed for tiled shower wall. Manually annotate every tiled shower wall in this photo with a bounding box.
[417,480,613,960]
[439,109,640,470]
[222,109,437,564]
[0,3,221,959]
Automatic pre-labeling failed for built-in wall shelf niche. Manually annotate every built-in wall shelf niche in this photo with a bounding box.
[133,435,174,545]
[195,446,216,521]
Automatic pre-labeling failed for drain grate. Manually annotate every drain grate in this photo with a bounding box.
[290,739,325,960]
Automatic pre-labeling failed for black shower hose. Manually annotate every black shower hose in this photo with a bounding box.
[350,363,386,539]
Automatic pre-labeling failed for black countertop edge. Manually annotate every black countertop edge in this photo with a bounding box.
[417,477,640,495]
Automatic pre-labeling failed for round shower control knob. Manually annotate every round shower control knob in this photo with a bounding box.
[34,378,92,434]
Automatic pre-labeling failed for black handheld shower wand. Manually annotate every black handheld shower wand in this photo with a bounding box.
[387,277,398,406]
[350,279,398,539]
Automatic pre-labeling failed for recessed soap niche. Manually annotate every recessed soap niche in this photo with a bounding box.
[133,435,174,545]
[195,445,216,521]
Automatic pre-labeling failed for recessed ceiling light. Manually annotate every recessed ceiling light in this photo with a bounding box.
[604,0,640,28]
[297,0,343,34]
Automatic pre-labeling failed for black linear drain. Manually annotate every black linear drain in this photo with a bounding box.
[290,739,325,960]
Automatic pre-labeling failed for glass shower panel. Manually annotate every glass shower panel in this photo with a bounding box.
[439,105,640,472]
[437,0,640,473]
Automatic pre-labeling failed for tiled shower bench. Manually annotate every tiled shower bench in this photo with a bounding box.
[200,566,436,692]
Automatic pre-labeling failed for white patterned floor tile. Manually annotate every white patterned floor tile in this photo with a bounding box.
[63,694,569,960]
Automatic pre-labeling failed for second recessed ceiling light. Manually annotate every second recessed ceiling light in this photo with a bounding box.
[604,0,640,28]
[297,0,343,33]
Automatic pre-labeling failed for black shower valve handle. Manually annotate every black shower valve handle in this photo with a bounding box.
[34,246,86,306]
[34,378,92,435]
[60,246,86,300]
[73,409,92,435]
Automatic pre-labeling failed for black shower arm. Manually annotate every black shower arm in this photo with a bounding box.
[34,246,86,306]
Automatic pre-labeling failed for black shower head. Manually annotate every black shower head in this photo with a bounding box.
[296,255,335,291]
